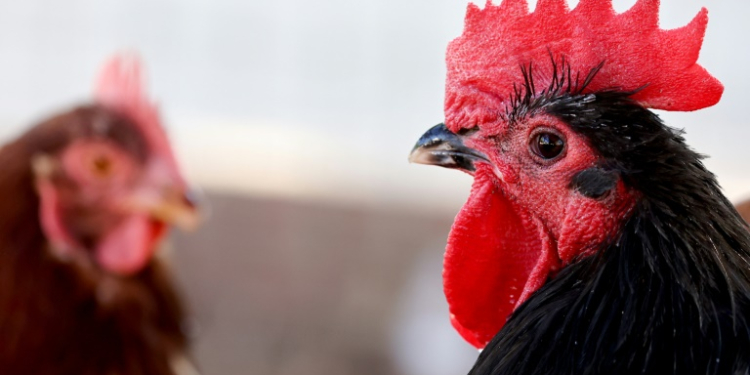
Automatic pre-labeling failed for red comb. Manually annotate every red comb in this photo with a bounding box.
[95,54,168,155]
[444,0,724,131]
[95,53,184,185]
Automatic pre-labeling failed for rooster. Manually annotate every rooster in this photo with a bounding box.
[0,55,199,375]
[410,0,750,374]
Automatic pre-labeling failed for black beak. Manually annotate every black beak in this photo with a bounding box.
[409,123,489,172]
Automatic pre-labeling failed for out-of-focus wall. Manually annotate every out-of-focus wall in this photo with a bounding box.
[170,193,479,375]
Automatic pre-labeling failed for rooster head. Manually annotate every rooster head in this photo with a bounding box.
[410,0,722,348]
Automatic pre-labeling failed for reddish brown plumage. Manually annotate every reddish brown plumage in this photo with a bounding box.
[0,106,189,375]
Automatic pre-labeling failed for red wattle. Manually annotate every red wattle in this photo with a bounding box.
[444,166,552,349]
[95,215,165,275]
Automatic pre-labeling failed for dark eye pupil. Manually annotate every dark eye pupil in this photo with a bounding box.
[535,132,564,159]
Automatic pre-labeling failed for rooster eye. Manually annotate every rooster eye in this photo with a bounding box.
[530,131,565,161]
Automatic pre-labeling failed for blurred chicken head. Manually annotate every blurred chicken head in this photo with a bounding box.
[31,55,198,276]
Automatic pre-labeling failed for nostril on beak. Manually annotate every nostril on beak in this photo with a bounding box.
[409,123,489,172]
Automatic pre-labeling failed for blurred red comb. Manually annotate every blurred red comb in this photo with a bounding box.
[95,53,147,110]
[445,0,724,131]
[94,53,180,177]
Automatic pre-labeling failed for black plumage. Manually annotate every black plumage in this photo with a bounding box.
[470,88,750,375]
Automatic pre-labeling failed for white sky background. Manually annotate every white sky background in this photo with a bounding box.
[0,0,747,212]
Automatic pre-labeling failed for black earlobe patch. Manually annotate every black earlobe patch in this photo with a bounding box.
[570,167,618,199]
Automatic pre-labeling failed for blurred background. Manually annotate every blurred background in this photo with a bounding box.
[0,0,747,374]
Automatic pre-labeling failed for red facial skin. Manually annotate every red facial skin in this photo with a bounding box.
[444,114,636,348]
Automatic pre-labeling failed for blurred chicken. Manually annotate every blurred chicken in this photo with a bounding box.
[0,55,199,375]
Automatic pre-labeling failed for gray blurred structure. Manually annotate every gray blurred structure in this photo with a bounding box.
[171,192,476,375]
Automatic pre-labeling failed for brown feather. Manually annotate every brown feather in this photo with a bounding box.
[0,106,189,375]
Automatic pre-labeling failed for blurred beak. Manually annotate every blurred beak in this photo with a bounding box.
[409,123,489,172]
[127,187,201,231]
[150,188,201,231]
